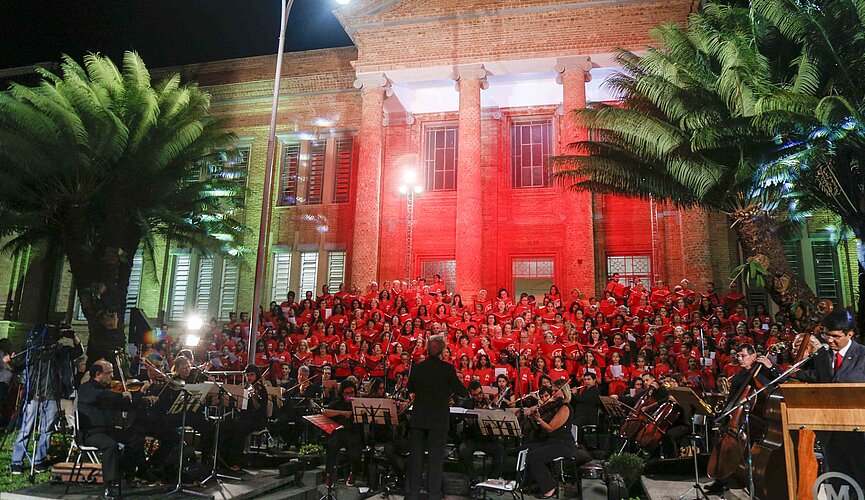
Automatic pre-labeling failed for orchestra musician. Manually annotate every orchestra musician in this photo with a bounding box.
[522,380,583,499]
[157,356,214,463]
[77,360,144,499]
[793,311,865,491]
[219,365,269,472]
[725,343,780,403]
[492,374,515,408]
[458,380,505,485]
[322,379,362,487]
[271,365,320,451]
[570,372,601,428]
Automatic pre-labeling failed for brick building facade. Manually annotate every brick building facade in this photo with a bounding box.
[0,0,856,337]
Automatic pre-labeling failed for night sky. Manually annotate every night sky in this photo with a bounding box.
[0,0,354,70]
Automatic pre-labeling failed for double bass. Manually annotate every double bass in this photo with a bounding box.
[707,344,788,500]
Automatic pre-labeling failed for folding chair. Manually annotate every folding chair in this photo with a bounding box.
[474,448,526,500]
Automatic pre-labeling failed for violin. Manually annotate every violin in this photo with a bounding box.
[109,379,145,393]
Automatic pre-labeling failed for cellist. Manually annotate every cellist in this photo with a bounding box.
[724,343,780,407]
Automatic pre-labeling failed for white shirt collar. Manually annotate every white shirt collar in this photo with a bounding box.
[837,340,853,358]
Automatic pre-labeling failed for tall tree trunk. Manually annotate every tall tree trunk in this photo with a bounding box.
[736,213,817,315]
[856,238,865,335]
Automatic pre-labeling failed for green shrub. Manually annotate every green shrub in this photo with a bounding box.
[606,452,645,489]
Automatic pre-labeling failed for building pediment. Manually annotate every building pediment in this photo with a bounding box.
[335,0,693,74]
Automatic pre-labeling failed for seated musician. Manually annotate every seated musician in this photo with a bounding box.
[492,374,515,408]
[523,380,587,499]
[271,365,321,450]
[458,380,505,485]
[159,356,213,463]
[322,379,362,487]
[726,343,780,400]
[220,365,269,472]
[77,359,144,499]
[570,372,601,428]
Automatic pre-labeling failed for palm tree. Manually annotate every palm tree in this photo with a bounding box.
[551,3,817,313]
[0,51,246,363]
[748,0,865,326]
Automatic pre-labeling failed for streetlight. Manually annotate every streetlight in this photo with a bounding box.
[249,0,351,364]
[398,170,422,280]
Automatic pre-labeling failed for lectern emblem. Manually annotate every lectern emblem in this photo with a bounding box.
[814,472,864,500]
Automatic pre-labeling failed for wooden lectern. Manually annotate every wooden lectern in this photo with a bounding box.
[780,383,865,500]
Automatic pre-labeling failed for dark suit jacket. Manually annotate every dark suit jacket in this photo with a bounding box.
[407,356,467,430]
[796,340,865,383]
[570,385,601,426]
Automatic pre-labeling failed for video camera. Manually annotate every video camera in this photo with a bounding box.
[30,323,76,346]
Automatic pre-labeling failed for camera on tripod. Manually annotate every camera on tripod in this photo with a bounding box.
[30,323,76,347]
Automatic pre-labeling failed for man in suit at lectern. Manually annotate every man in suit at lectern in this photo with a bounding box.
[795,310,865,492]
[406,334,467,500]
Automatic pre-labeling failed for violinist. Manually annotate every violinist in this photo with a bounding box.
[159,357,213,462]
[77,360,143,499]
[220,365,268,472]
[523,380,581,499]
[457,380,505,485]
[322,380,362,487]
[271,365,319,451]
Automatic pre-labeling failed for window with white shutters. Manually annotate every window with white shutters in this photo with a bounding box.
[271,253,292,303]
[279,142,301,206]
[333,137,354,203]
[219,260,238,322]
[327,251,346,291]
[124,252,144,322]
[194,257,214,317]
[306,140,326,205]
[299,252,319,297]
[169,254,192,321]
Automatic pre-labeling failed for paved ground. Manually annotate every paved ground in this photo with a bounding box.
[642,475,749,500]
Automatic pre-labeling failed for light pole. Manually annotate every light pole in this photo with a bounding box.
[398,170,423,281]
[249,0,350,364]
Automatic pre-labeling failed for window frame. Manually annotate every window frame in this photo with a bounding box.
[423,123,459,192]
[510,117,555,189]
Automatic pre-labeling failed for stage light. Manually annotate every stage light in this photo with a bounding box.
[183,335,201,347]
[335,0,351,4]
[414,185,423,194]
[398,185,408,194]
[186,315,203,331]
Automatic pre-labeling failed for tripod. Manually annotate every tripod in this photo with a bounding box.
[200,384,241,486]
[678,415,710,500]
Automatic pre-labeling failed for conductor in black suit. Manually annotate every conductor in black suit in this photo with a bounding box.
[795,311,865,492]
[406,334,467,500]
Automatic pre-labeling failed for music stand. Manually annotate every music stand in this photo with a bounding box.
[669,387,713,500]
[350,397,398,425]
[473,409,522,441]
[167,383,214,498]
[600,396,628,421]
[200,382,242,487]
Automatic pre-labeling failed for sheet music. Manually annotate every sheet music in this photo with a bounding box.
[610,365,623,378]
